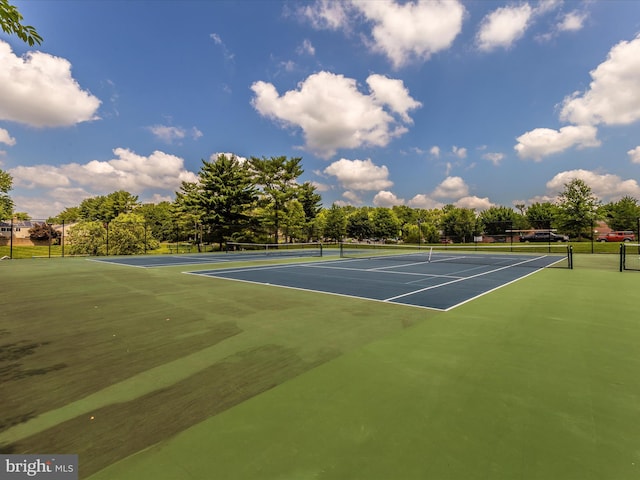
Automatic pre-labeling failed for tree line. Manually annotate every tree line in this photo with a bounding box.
[2,155,640,255]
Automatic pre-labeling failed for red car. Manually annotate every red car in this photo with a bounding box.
[597,231,636,242]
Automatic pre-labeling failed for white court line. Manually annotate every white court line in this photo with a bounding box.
[301,262,464,280]
[384,255,552,302]
[183,270,447,312]
[185,253,563,311]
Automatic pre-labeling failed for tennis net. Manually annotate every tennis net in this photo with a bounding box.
[225,242,323,258]
[339,242,573,269]
[620,243,640,271]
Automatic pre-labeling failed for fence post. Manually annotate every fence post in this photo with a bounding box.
[9,218,13,259]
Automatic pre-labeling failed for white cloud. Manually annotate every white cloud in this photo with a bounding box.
[545,169,640,202]
[297,39,316,56]
[354,0,466,69]
[251,71,421,158]
[430,146,440,157]
[536,8,588,43]
[482,152,504,165]
[280,60,296,72]
[455,196,494,211]
[13,188,92,219]
[535,0,562,15]
[210,33,234,61]
[452,146,467,159]
[514,125,600,161]
[324,158,393,191]
[432,176,469,199]
[373,190,404,207]
[628,146,640,164]
[342,190,363,205]
[10,164,72,188]
[407,194,444,209]
[0,128,16,146]
[557,10,588,32]
[526,194,558,205]
[10,148,197,194]
[297,0,350,30]
[311,181,331,192]
[367,74,422,123]
[560,34,640,126]
[0,40,101,127]
[476,4,533,51]
[148,125,203,143]
[445,162,453,176]
[208,152,248,164]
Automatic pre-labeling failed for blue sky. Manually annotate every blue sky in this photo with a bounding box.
[1,0,640,219]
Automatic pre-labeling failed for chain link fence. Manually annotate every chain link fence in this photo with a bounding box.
[0,219,212,259]
[1,217,636,259]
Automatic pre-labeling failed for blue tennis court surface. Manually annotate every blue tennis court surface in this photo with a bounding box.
[186,252,564,311]
[89,250,327,268]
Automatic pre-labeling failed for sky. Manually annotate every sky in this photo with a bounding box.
[1,0,640,219]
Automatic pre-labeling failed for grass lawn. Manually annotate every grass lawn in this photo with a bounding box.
[1,253,639,479]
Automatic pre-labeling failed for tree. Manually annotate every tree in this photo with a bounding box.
[0,168,13,220]
[0,0,42,46]
[391,205,416,239]
[108,212,159,255]
[281,199,306,242]
[67,221,107,256]
[249,156,304,243]
[178,154,258,249]
[136,201,174,242]
[78,191,139,222]
[479,206,527,239]
[556,179,600,240]
[440,206,478,243]
[29,222,60,243]
[48,206,81,224]
[347,208,372,241]
[414,208,443,244]
[371,207,400,241]
[600,196,640,231]
[66,213,158,255]
[173,180,205,245]
[298,182,323,241]
[323,204,347,242]
[525,202,557,230]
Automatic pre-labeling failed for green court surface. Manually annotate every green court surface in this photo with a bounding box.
[1,254,639,479]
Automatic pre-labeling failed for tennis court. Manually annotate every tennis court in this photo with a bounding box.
[188,244,570,310]
[90,242,326,268]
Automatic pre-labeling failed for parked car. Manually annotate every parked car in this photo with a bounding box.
[520,231,569,243]
[596,231,636,242]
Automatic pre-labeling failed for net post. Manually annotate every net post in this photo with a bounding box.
[620,243,624,272]
[568,245,573,270]
[319,243,323,257]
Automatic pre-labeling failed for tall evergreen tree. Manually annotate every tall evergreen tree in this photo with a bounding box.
[298,182,323,241]
[249,156,304,243]
[179,154,257,248]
